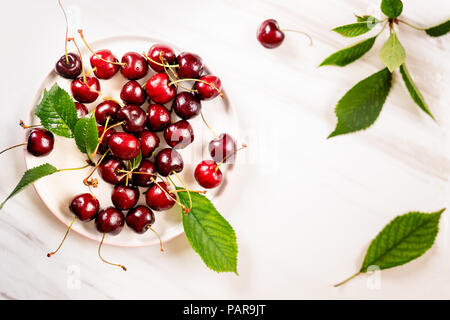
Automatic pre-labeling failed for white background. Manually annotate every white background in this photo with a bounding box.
[0,0,449,299]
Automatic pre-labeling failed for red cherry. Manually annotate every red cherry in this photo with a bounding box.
[147,44,176,72]
[90,49,120,79]
[147,104,171,132]
[194,160,223,189]
[116,105,147,134]
[132,159,156,187]
[208,133,237,163]
[120,80,147,106]
[126,205,155,234]
[27,128,54,157]
[145,183,175,211]
[195,75,222,100]
[69,193,100,221]
[145,73,176,104]
[176,52,204,79]
[95,100,121,125]
[111,185,140,211]
[108,132,141,160]
[257,19,285,49]
[71,77,100,103]
[98,157,125,185]
[172,92,201,120]
[137,130,160,158]
[95,207,124,235]
[55,53,82,79]
[163,120,194,149]
[75,102,88,119]
[155,148,183,176]
[120,52,148,80]
[97,125,116,154]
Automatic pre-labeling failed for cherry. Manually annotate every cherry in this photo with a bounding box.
[164,120,194,149]
[176,52,204,79]
[95,207,124,235]
[111,185,139,211]
[132,159,156,187]
[55,53,82,79]
[155,148,183,176]
[145,73,176,104]
[98,157,125,185]
[126,205,155,234]
[95,100,121,125]
[145,183,175,211]
[208,133,236,163]
[147,44,176,72]
[257,19,285,49]
[120,80,147,106]
[147,104,171,132]
[194,160,223,189]
[172,92,201,119]
[195,75,222,100]
[116,105,147,134]
[71,77,100,103]
[27,128,54,157]
[97,125,116,154]
[90,49,120,79]
[120,52,148,80]
[137,130,160,158]
[75,102,88,119]
[108,132,141,160]
[69,193,100,221]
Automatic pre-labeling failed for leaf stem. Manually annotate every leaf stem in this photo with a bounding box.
[398,19,427,31]
[334,272,361,287]
[57,164,90,172]
[0,143,27,155]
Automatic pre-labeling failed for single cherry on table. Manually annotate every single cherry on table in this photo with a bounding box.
[257,19,313,49]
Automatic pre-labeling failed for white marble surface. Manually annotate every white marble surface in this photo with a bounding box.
[0,0,449,299]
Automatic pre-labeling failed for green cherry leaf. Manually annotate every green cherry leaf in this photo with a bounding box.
[74,112,99,156]
[333,22,378,37]
[381,0,403,18]
[425,19,450,37]
[35,83,78,138]
[320,36,377,67]
[380,31,406,72]
[328,68,392,138]
[129,151,142,171]
[355,14,380,24]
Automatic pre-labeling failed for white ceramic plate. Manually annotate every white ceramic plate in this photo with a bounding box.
[24,35,239,247]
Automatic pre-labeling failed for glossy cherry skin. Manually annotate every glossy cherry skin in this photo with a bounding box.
[172,92,201,119]
[126,205,155,234]
[98,157,125,185]
[95,100,121,125]
[257,19,285,49]
[147,44,176,72]
[208,133,237,163]
[132,159,156,187]
[55,53,82,79]
[195,75,222,100]
[69,193,100,221]
[176,52,204,79]
[116,105,147,134]
[75,102,88,119]
[97,125,116,154]
[71,77,100,103]
[108,132,141,160]
[27,128,54,157]
[194,160,223,189]
[164,120,194,149]
[111,185,140,211]
[95,207,124,235]
[120,52,148,80]
[90,49,120,79]
[145,183,175,211]
[147,104,171,132]
[145,73,176,104]
[155,148,184,176]
[137,130,159,158]
[120,80,146,106]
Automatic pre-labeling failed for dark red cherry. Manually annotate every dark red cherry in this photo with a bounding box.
[176,52,204,79]
[97,126,116,154]
[147,44,176,72]
[132,159,156,187]
[71,77,100,103]
[27,128,54,157]
[155,148,183,176]
[111,185,139,211]
[69,193,100,221]
[195,75,222,100]
[55,53,82,79]
[145,183,175,211]
[126,205,155,234]
[208,133,237,163]
[75,102,88,119]
[120,52,148,80]
[90,49,120,79]
[145,73,176,104]
[163,120,194,149]
[120,80,146,106]
[95,207,124,235]
[116,105,147,134]
[194,160,223,189]
[95,100,121,125]
[172,92,201,119]
[108,132,141,160]
[257,19,285,49]
[147,104,171,132]
[98,157,125,185]
[137,130,159,158]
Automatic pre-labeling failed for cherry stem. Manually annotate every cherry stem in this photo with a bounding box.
[102,97,123,106]
[397,19,427,31]
[280,29,313,46]
[78,29,126,66]
[150,177,188,212]
[334,272,361,287]
[171,171,192,213]
[200,111,218,138]
[98,234,127,271]
[47,216,77,257]
[19,120,41,129]
[0,143,27,156]
[57,0,69,63]
[68,37,87,83]
[57,163,91,172]
[86,67,97,77]
[168,78,225,99]
[169,189,206,194]
[142,52,179,68]
[160,53,194,92]
[215,144,248,172]
[146,226,164,252]
[83,150,110,185]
